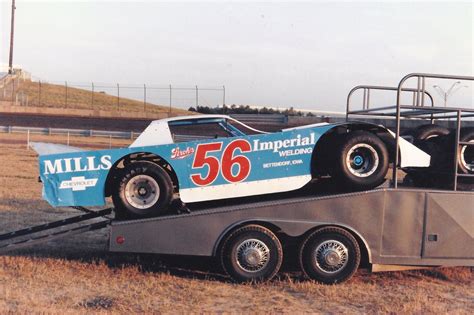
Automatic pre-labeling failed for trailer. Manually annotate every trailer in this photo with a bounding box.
[1,73,473,284]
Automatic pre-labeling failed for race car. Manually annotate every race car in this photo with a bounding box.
[32,115,431,218]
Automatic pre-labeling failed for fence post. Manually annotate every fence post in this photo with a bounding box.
[169,84,172,114]
[222,85,226,114]
[38,80,41,106]
[91,82,94,109]
[26,130,30,149]
[117,83,120,111]
[144,84,147,112]
[67,131,70,146]
[65,81,68,108]
[109,135,112,149]
[11,77,15,105]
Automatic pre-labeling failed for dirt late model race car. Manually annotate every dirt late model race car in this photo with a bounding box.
[32,115,432,218]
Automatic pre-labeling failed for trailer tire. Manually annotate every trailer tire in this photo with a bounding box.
[220,225,283,283]
[112,161,173,218]
[332,131,388,190]
[299,227,360,284]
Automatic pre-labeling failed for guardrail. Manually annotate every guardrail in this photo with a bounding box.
[0,125,212,148]
[0,125,137,139]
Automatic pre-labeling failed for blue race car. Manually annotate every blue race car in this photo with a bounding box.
[32,115,430,218]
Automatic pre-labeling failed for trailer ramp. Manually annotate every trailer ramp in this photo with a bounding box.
[0,207,113,253]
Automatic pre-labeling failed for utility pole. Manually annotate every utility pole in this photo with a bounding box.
[8,0,16,74]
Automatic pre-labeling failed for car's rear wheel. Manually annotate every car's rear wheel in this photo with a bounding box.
[331,131,389,190]
[112,161,173,218]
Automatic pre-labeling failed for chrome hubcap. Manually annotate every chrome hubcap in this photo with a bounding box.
[460,140,474,172]
[124,175,160,209]
[314,240,349,274]
[346,143,379,177]
[236,239,270,273]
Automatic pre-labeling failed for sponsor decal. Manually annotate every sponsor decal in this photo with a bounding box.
[44,155,112,175]
[253,133,315,153]
[171,147,195,159]
[59,176,98,191]
[263,159,304,169]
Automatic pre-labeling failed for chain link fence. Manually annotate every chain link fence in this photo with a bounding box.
[0,73,225,114]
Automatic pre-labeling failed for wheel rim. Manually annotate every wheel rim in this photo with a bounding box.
[314,240,349,274]
[124,175,160,209]
[235,239,270,273]
[460,140,474,172]
[345,143,379,178]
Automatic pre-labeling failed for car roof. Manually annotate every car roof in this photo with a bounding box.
[152,114,231,125]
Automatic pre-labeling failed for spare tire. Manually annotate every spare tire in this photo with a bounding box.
[458,128,474,174]
[404,124,450,145]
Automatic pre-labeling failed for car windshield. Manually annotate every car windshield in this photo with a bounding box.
[168,118,245,143]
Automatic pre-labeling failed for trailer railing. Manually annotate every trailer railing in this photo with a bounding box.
[347,73,474,191]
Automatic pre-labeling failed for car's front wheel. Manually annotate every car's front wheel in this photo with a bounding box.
[112,161,173,218]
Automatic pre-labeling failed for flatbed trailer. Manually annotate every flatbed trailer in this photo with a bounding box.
[1,72,473,283]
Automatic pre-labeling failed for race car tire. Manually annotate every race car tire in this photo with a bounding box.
[112,161,173,218]
[404,124,450,145]
[332,131,389,191]
[299,227,360,284]
[220,225,283,283]
[458,128,474,175]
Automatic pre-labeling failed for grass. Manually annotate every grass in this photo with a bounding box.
[9,79,191,115]
[0,136,472,313]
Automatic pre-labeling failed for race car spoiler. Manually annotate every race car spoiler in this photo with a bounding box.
[29,142,85,156]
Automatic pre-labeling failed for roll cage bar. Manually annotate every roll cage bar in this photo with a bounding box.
[346,73,474,191]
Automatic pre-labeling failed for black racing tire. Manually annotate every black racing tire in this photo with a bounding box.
[220,225,283,283]
[112,161,173,218]
[458,128,474,175]
[299,227,360,284]
[403,124,450,145]
[332,131,389,191]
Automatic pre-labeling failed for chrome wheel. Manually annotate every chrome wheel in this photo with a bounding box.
[124,174,160,209]
[314,240,349,274]
[345,143,379,178]
[460,140,474,172]
[235,239,270,273]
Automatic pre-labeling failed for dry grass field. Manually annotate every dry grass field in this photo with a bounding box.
[0,134,472,313]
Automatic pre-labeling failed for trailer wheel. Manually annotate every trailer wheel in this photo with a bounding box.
[299,227,360,284]
[332,131,388,190]
[112,161,173,218]
[220,225,283,283]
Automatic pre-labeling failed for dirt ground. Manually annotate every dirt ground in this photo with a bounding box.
[0,135,472,313]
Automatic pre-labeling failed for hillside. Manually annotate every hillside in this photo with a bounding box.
[5,79,192,116]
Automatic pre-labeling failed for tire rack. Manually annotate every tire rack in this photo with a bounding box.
[0,207,113,253]
[346,73,474,191]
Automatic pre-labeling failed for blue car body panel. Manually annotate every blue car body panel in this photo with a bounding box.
[38,124,337,207]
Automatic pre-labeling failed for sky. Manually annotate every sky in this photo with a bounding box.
[0,0,473,111]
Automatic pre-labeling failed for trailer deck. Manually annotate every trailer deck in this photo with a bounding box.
[109,187,474,267]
